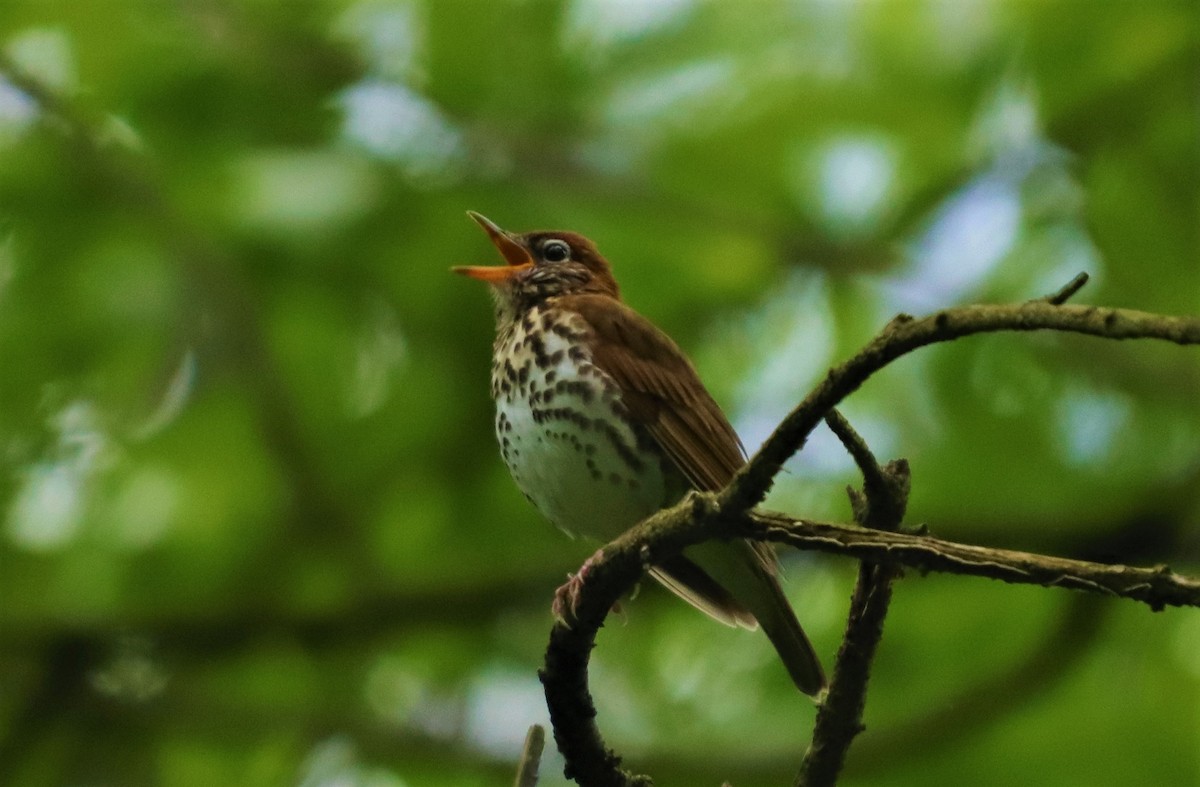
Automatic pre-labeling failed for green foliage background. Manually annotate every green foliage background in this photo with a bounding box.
[0,1,1197,785]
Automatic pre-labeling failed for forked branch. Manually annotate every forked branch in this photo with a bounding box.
[795,412,910,787]
[540,280,1200,786]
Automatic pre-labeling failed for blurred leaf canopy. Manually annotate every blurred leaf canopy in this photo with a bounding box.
[0,1,1197,785]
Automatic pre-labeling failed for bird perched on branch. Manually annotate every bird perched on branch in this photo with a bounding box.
[454,212,825,696]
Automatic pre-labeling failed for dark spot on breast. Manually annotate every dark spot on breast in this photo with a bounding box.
[551,322,585,341]
[530,333,549,366]
[532,405,594,433]
[593,418,644,473]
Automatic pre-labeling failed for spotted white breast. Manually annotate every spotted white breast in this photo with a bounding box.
[491,304,676,541]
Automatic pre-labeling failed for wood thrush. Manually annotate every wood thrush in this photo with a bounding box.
[453,212,826,696]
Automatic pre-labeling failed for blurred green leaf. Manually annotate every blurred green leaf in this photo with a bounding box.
[0,1,1196,785]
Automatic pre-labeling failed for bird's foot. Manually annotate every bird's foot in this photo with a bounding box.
[552,548,606,627]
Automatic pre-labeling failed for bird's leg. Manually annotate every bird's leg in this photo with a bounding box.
[552,548,607,626]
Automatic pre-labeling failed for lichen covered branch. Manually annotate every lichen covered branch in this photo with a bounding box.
[542,289,1200,785]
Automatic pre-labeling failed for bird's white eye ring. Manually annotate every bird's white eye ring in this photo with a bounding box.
[542,240,570,263]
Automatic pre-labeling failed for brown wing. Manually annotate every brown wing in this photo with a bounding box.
[561,295,827,694]
[562,293,763,626]
[561,294,745,492]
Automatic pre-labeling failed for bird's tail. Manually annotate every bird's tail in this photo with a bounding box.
[660,540,826,697]
[749,558,827,697]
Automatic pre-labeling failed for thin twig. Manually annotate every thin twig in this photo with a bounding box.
[1040,272,1091,305]
[824,410,887,496]
[514,725,546,787]
[823,411,910,532]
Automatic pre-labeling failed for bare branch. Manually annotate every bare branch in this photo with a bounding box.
[514,725,546,787]
[723,297,1200,513]
[744,512,1200,611]
[539,501,1200,783]
[798,413,910,787]
[542,291,1200,784]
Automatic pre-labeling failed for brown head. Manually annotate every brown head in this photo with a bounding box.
[453,212,620,320]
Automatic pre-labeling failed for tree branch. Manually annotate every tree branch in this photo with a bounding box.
[540,287,1200,785]
[740,512,1200,611]
[722,297,1200,513]
[796,413,910,787]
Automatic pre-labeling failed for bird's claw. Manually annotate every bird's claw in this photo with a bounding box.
[552,548,605,627]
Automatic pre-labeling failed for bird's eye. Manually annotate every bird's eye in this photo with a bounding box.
[542,240,570,263]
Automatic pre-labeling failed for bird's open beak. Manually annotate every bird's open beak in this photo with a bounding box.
[452,212,534,282]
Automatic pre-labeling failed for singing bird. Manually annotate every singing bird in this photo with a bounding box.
[454,212,825,696]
